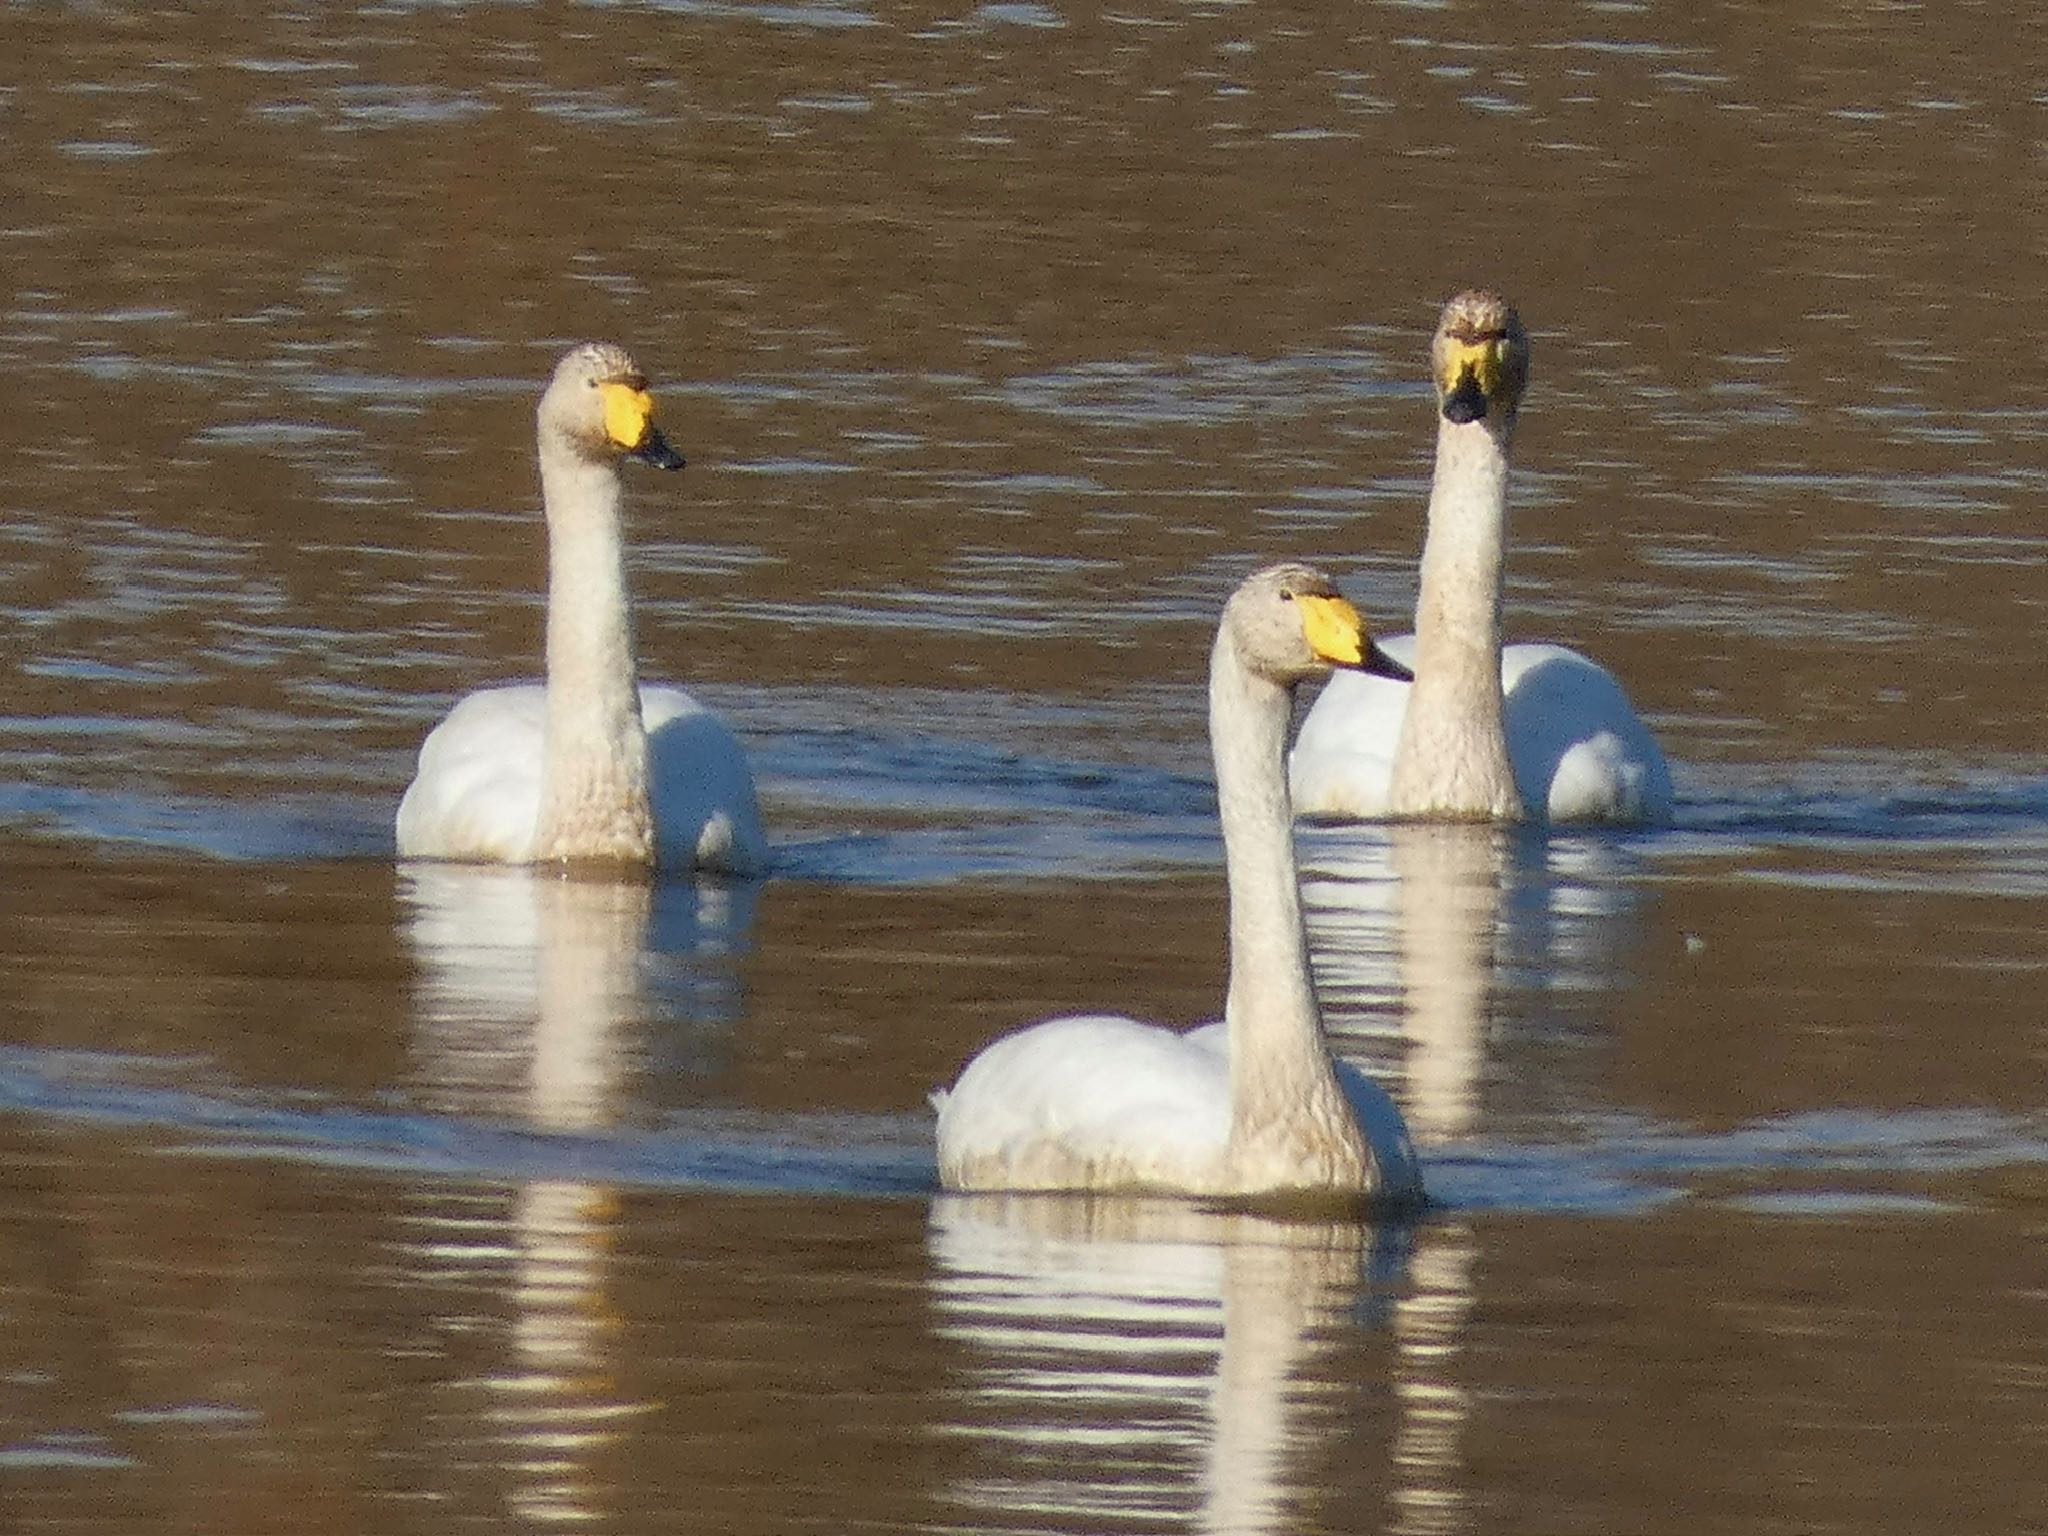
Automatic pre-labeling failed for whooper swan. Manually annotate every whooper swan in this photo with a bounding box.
[933,563,1424,1203]
[1289,291,1672,824]
[396,343,766,874]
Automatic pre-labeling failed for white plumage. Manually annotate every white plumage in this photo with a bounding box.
[939,1016,1421,1197]
[934,563,1423,1204]
[398,683,763,870]
[1292,637,1673,824]
[396,342,766,874]
[1290,291,1671,826]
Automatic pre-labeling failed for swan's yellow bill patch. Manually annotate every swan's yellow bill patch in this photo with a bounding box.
[1296,593,1365,666]
[601,383,658,451]
[1440,337,1511,401]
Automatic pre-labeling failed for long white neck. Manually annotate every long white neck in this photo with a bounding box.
[1388,413,1524,819]
[533,440,654,864]
[1211,629,1367,1192]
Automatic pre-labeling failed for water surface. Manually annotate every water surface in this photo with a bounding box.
[2,2,2046,1532]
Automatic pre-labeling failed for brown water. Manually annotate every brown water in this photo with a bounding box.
[3,3,2047,1532]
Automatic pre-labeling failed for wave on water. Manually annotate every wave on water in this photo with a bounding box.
[1674,763,2048,844]
[0,726,2043,890]
[1429,1105,2048,1217]
[1657,766,2048,895]
[0,781,394,862]
[0,724,1225,883]
[1,1046,2041,1217]
[0,1046,935,1198]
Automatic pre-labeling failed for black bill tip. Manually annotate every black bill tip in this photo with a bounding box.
[1441,371,1488,425]
[1364,640,1413,683]
[631,425,686,471]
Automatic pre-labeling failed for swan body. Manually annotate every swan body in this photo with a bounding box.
[934,564,1424,1204]
[397,683,764,870]
[396,342,766,874]
[1289,291,1671,825]
[1291,636,1673,823]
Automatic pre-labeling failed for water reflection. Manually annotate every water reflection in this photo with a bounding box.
[395,866,755,1525]
[1302,823,1644,1143]
[929,1195,1454,1535]
[1287,827,1641,1533]
[1386,1221,1478,1536]
[401,866,756,1092]
[1302,824,1503,1146]
[921,831,1647,1532]
[1289,827,1516,1536]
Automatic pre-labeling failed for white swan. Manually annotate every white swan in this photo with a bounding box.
[1290,291,1672,824]
[933,563,1424,1203]
[396,343,766,874]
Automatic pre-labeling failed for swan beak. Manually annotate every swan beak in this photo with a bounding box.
[602,383,687,470]
[630,424,687,471]
[1441,364,1489,424]
[1299,595,1412,680]
[1297,593,1368,666]
[1438,333,1518,425]
[1361,640,1413,682]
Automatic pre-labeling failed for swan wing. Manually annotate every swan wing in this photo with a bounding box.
[640,686,768,875]
[1498,644,1673,823]
[1287,634,1418,819]
[396,685,546,861]
[933,1015,1232,1192]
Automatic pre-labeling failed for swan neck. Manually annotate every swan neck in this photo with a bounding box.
[1390,415,1524,819]
[1209,628,1364,1187]
[535,441,654,863]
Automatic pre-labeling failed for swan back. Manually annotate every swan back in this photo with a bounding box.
[396,684,766,871]
[1291,639,1675,824]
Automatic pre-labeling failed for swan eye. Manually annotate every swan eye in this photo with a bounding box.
[1278,588,1295,602]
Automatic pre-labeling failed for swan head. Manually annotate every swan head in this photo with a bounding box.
[1228,563,1413,687]
[539,342,687,471]
[1431,290,1529,429]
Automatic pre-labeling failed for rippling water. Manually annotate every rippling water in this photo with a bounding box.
[2,3,2046,1532]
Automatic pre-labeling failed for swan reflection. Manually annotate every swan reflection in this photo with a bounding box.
[395,864,755,1525]
[1295,822,1645,1533]
[403,865,754,1101]
[1300,822,1641,1142]
[930,1195,1427,1535]
[1388,1220,1478,1536]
